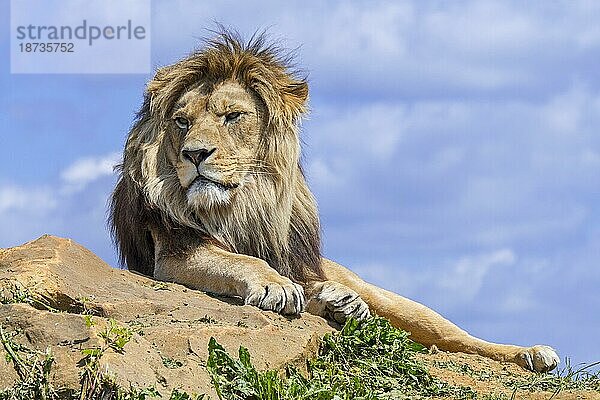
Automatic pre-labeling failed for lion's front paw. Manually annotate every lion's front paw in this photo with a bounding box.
[518,345,559,373]
[244,277,305,316]
[306,281,370,324]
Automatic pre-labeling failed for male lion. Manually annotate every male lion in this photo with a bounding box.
[109,31,559,373]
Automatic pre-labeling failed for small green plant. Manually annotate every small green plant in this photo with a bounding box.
[0,324,58,400]
[0,282,59,312]
[168,389,206,400]
[150,282,170,291]
[479,394,510,400]
[84,314,96,328]
[79,318,134,399]
[2,314,599,400]
[0,316,205,400]
[162,356,184,369]
[206,316,477,399]
[124,319,148,336]
[198,315,218,324]
[507,358,600,396]
[77,295,104,316]
[99,319,133,353]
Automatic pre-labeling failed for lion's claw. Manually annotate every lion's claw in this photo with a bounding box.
[519,345,559,373]
[245,280,305,315]
[307,281,370,324]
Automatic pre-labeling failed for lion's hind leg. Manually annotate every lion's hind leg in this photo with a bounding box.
[319,258,559,373]
[306,280,371,324]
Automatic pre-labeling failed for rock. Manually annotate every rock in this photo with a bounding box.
[0,235,333,397]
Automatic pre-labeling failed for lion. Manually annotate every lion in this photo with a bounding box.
[109,31,559,373]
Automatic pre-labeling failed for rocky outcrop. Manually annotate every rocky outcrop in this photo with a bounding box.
[0,235,333,397]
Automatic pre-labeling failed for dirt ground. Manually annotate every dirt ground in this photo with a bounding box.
[418,350,600,400]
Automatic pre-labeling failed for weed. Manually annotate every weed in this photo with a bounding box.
[507,358,600,396]
[198,315,218,324]
[124,319,148,336]
[432,359,495,382]
[162,356,185,369]
[99,319,133,354]
[0,324,58,400]
[479,394,510,400]
[150,282,170,291]
[84,315,96,328]
[0,281,60,312]
[76,296,103,316]
[79,318,134,398]
[206,316,477,399]
[1,314,598,400]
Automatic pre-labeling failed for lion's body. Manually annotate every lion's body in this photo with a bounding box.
[109,31,559,373]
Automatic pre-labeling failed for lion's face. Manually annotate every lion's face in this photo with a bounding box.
[165,81,267,209]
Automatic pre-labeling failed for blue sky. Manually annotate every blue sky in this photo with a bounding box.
[1,1,599,369]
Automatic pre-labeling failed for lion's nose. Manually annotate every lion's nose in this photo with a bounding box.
[182,148,216,167]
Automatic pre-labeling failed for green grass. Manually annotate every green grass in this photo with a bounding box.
[432,352,600,398]
[0,281,60,313]
[79,318,135,399]
[206,317,476,400]
[507,359,600,396]
[1,317,205,400]
[162,356,185,369]
[1,314,599,400]
[0,325,57,400]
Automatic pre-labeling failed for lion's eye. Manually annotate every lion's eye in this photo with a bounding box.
[224,112,241,123]
[174,116,190,130]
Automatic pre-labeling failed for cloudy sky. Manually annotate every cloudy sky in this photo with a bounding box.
[1,1,599,369]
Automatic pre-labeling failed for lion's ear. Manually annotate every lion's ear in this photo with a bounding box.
[145,64,186,118]
[283,80,309,118]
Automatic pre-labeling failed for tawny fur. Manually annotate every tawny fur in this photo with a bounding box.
[109,30,559,373]
[110,31,321,283]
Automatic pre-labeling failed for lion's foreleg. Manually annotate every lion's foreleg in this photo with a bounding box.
[152,236,305,315]
[319,258,559,373]
[305,280,371,324]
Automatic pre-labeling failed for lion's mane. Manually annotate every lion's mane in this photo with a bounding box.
[109,31,324,284]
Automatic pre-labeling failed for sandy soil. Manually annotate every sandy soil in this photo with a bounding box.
[418,350,600,400]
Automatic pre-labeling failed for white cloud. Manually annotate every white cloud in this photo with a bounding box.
[439,249,516,300]
[0,151,119,218]
[540,85,588,135]
[350,262,416,298]
[310,83,600,250]
[423,1,545,54]
[581,149,600,167]
[310,103,406,162]
[0,185,57,215]
[307,159,340,187]
[499,290,536,313]
[307,2,413,58]
[352,249,517,307]
[0,151,121,258]
[60,152,120,193]
[148,1,600,98]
